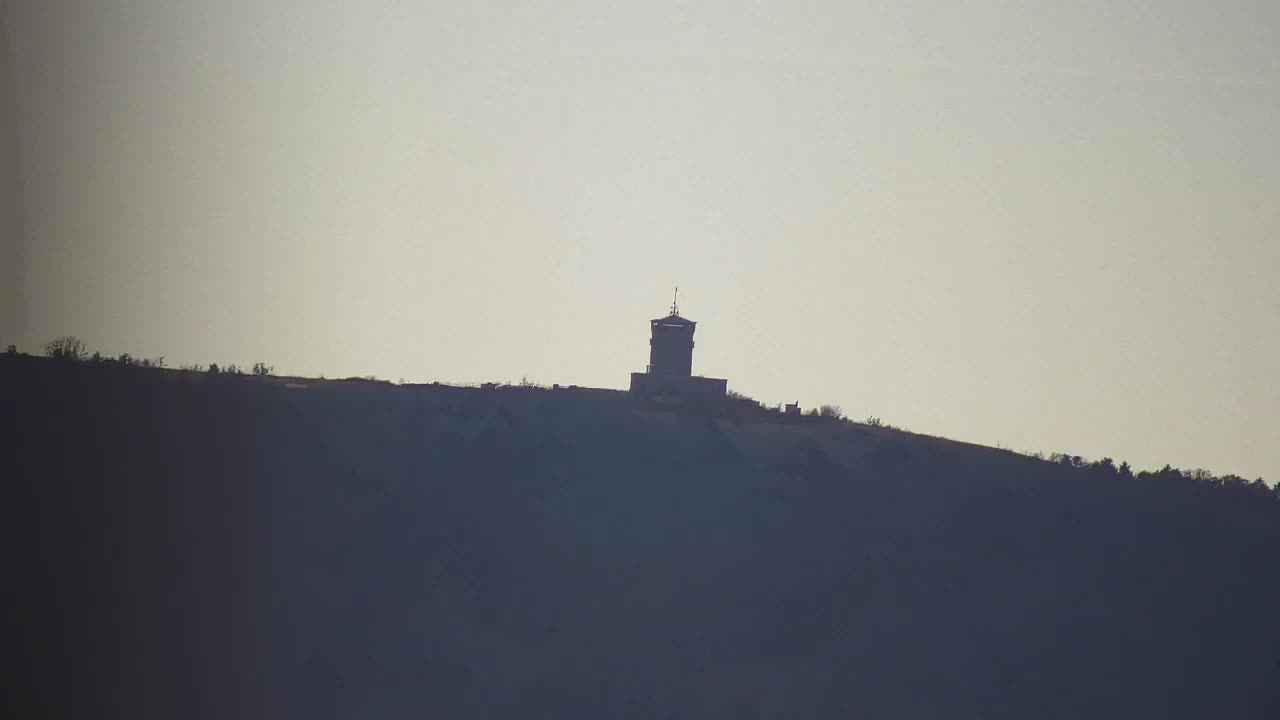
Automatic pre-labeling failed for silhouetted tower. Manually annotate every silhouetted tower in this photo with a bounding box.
[648,287,696,376]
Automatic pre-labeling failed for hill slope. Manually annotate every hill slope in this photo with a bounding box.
[5,355,1279,718]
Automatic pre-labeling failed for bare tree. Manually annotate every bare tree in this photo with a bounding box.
[44,336,87,360]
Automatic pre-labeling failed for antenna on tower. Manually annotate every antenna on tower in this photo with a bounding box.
[671,285,679,316]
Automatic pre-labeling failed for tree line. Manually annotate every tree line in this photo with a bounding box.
[29,335,273,376]
[1029,450,1277,504]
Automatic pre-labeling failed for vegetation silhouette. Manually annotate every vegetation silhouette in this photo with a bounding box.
[43,335,87,360]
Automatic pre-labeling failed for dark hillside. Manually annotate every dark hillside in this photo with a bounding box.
[4,354,1279,718]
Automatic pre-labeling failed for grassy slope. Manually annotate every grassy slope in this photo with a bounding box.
[5,354,1279,719]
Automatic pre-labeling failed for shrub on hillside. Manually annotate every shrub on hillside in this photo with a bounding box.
[44,336,87,361]
[815,404,843,419]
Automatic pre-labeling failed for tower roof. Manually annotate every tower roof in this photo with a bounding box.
[651,312,695,327]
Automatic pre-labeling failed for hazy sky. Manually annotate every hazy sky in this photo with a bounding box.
[3,1,1278,482]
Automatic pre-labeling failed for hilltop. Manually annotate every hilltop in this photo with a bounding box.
[4,353,1279,719]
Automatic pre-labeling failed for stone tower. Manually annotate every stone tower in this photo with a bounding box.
[648,290,695,376]
[630,289,727,399]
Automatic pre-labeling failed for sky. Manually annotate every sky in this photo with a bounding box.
[2,1,1278,482]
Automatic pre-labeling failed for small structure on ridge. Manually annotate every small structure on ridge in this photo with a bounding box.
[629,289,727,399]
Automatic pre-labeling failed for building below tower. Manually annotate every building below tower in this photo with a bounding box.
[629,371,727,399]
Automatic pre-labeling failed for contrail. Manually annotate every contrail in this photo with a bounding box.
[567,45,1264,89]
[864,57,1260,88]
